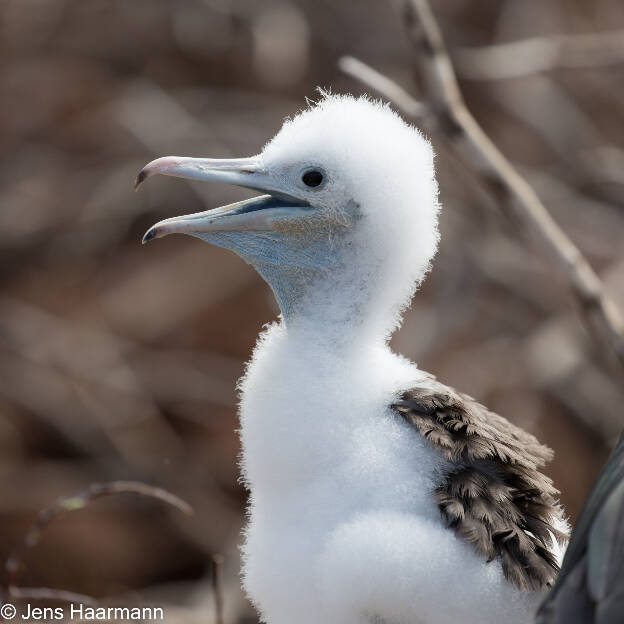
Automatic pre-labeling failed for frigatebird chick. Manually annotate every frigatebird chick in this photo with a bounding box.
[138,94,568,624]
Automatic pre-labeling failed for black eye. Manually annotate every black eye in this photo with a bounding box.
[302,169,324,188]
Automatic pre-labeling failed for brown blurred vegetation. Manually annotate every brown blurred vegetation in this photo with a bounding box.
[1,0,623,621]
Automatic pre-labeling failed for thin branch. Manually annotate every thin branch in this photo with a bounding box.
[8,586,98,607]
[339,56,424,120]
[338,57,428,120]
[5,481,193,596]
[340,0,624,371]
[455,29,624,80]
[211,554,224,624]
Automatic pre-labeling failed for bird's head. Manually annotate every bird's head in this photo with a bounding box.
[138,94,439,338]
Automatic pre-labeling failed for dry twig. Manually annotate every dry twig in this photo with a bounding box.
[7,586,98,607]
[455,28,624,80]
[4,481,193,604]
[340,0,624,371]
[211,554,225,624]
[338,57,428,119]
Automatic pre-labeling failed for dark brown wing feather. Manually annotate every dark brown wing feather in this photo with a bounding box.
[392,383,566,592]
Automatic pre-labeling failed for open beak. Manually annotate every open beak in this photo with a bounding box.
[136,156,309,243]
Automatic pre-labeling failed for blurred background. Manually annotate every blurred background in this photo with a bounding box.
[1,0,623,621]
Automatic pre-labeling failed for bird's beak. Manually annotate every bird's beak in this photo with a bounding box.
[136,156,309,243]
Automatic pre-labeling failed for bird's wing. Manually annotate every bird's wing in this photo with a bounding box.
[536,431,624,624]
[392,382,566,592]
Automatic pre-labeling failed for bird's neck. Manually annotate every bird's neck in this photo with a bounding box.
[254,259,398,347]
[254,262,320,323]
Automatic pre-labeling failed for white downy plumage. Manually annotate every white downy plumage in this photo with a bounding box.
[239,329,545,624]
[139,94,566,624]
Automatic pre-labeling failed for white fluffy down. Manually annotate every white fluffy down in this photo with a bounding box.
[235,95,559,624]
[261,93,440,338]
